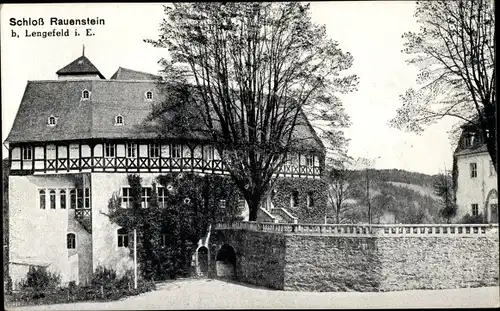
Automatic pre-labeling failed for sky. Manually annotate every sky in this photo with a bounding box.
[1,2,458,175]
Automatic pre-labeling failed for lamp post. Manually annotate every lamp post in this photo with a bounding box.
[134,228,137,289]
[363,156,380,228]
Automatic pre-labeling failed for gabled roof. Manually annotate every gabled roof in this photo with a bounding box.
[110,67,162,81]
[453,122,488,157]
[6,79,324,153]
[56,55,105,79]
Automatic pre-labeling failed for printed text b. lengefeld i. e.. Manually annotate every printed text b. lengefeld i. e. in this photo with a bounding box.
[9,17,105,38]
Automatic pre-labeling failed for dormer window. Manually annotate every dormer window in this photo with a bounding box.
[464,134,474,147]
[47,116,57,126]
[115,115,123,126]
[145,91,153,100]
[82,89,90,100]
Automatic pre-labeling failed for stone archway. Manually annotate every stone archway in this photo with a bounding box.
[215,244,236,278]
[196,246,209,276]
[485,189,498,223]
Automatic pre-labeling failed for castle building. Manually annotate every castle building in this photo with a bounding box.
[5,53,326,287]
[453,122,497,223]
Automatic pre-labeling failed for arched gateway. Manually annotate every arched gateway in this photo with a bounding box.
[485,189,498,223]
[215,244,236,278]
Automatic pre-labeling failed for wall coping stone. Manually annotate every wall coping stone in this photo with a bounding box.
[215,222,499,237]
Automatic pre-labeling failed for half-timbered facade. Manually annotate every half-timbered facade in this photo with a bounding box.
[5,54,326,288]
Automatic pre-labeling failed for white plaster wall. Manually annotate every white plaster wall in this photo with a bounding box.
[456,152,497,221]
[90,173,164,276]
[9,175,75,287]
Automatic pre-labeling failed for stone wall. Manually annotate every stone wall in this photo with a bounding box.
[209,229,286,289]
[377,236,499,291]
[284,234,499,292]
[213,227,499,292]
[284,235,381,291]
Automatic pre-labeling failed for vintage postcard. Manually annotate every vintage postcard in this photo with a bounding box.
[1,2,498,309]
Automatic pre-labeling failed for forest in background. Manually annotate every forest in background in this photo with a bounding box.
[325,168,444,224]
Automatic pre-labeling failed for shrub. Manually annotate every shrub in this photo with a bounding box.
[460,213,486,224]
[20,266,61,291]
[5,275,13,294]
[91,266,117,289]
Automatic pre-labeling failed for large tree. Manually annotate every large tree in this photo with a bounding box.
[390,0,496,171]
[146,3,357,221]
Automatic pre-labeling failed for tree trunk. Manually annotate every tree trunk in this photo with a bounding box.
[248,199,260,222]
[335,205,340,224]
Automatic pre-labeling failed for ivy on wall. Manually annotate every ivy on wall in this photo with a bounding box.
[272,178,328,223]
[107,173,244,281]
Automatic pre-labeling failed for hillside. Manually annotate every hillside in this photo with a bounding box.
[327,168,443,224]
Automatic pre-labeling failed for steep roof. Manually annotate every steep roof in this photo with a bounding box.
[56,55,105,79]
[6,80,324,153]
[453,124,489,157]
[110,67,162,81]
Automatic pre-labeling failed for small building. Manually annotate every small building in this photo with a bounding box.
[453,122,497,223]
[5,53,327,288]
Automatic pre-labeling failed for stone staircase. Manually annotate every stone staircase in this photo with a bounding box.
[257,201,298,224]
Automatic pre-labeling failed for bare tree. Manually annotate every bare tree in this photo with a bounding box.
[390,0,496,171]
[146,3,358,221]
[326,166,359,224]
[433,171,457,223]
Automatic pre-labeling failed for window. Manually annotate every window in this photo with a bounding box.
[470,163,478,178]
[142,188,152,208]
[117,228,129,248]
[306,155,314,167]
[122,187,154,208]
[161,233,167,247]
[82,89,90,99]
[39,190,46,209]
[67,233,76,249]
[158,187,167,208]
[122,188,131,208]
[75,188,90,209]
[203,146,214,161]
[145,91,153,100]
[77,189,84,209]
[70,189,76,209]
[22,146,32,160]
[126,143,136,158]
[84,188,90,209]
[171,144,182,159]
[48,116,56,126]
[472,203,479,216]
[47,145,56,159]
[464,134,473,147]
[69,145,79,158]
[287,153,299,165]
[49,190,56,209]
[149,144,160,158]
[238,199,246,210]
[490,204,498,223]
[60,190,66,209]
[307,191,314,208]
[115,115,123,125]
[490,161,496,177]
[104,143,116,158]
[291,190,299,208]
[220,199,226,209]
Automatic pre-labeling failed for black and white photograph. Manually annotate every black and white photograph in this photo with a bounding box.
[1,1,498,309]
